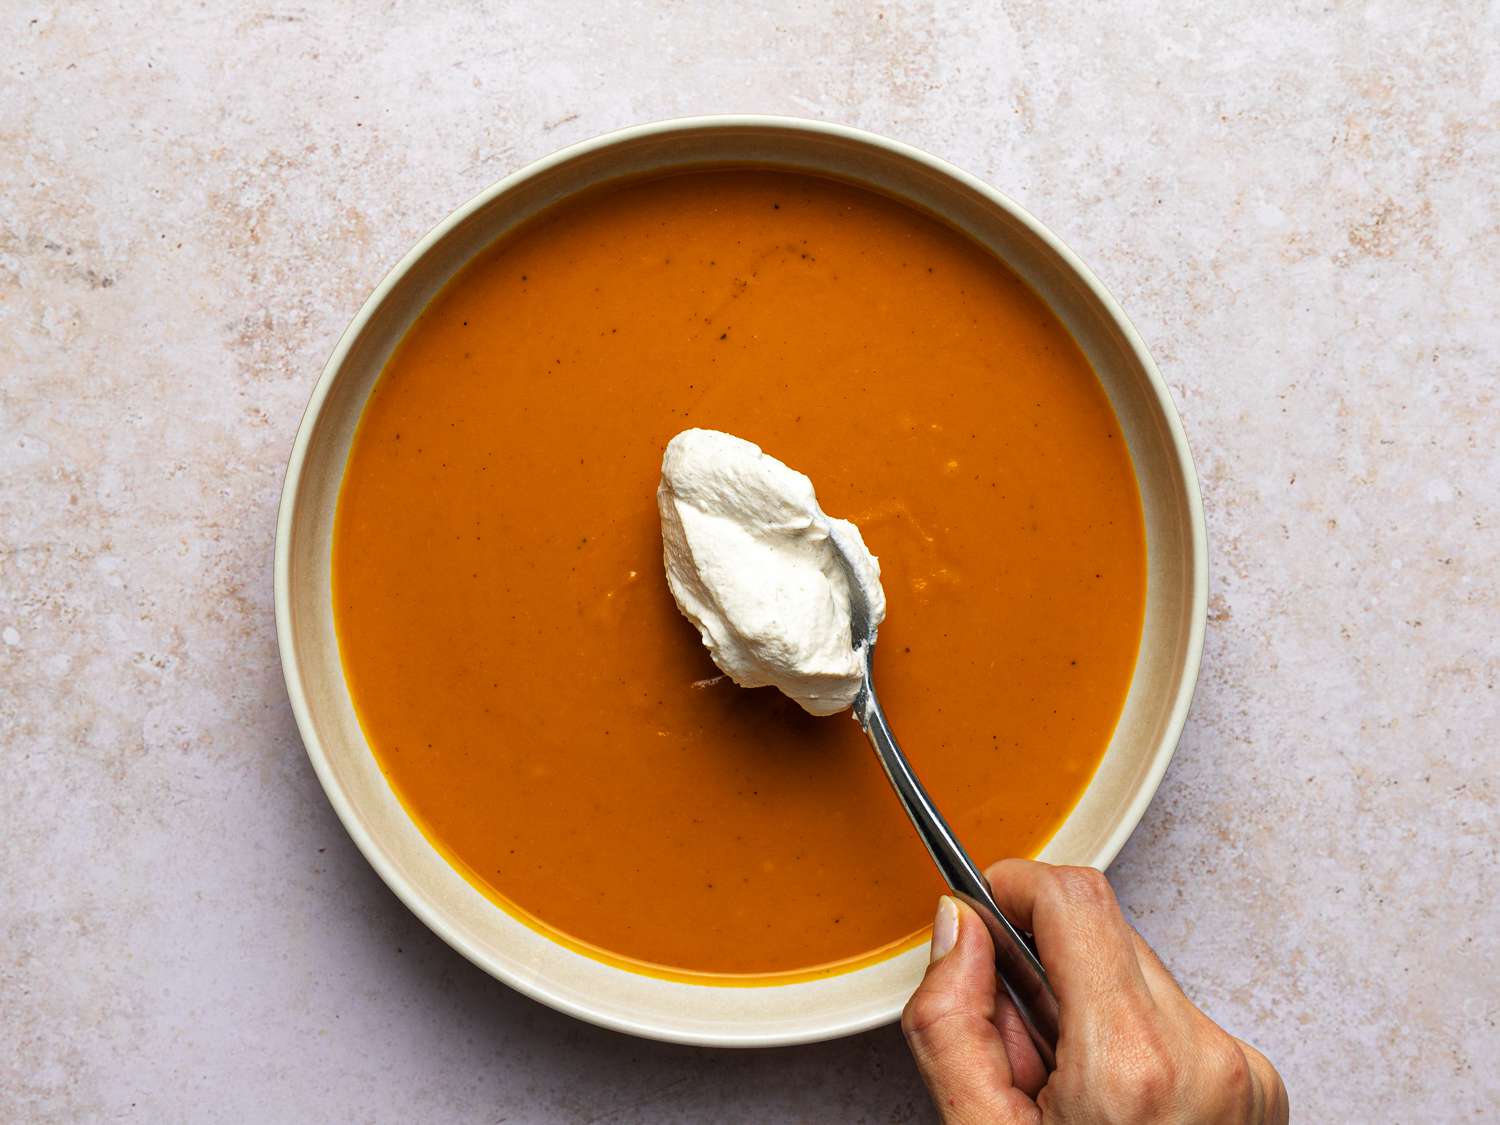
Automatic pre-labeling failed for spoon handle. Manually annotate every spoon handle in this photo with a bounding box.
[858,673,1061,1070]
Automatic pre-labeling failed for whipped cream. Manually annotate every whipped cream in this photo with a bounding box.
[657,428,886,716]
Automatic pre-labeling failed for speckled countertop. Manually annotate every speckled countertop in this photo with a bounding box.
[4,4,1497,1121]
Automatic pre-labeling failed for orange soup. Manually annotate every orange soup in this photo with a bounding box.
[333,170,1145,979]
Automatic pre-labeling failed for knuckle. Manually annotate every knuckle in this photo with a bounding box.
[985,856,1025,883]
[1198,1035,1255,1118]
[1103,1027,1182,1115]
[1051,865,1116,908]
[900,991,993,1060]
[1216,1036,1289,1122]
[1209,1035,1252,1093]
[1116,1058,1179,1115]
[900,989,949,1040]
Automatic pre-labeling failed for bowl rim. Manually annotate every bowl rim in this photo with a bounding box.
[273,113,1207,1046]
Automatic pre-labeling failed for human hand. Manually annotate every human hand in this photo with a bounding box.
[902,860,1288,1124]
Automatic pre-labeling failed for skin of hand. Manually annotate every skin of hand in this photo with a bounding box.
[902,860,1289,1125]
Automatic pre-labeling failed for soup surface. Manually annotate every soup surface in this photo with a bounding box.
[333,170,1145,978]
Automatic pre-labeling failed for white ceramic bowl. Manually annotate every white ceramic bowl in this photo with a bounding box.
[275,116,1206,1047]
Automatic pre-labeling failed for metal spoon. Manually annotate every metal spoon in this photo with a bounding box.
[830,532,1061,1070]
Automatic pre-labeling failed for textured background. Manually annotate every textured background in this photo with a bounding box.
[4,3,1497,1121]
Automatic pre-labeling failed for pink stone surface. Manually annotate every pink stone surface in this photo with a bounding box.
[3,3,1497,1120]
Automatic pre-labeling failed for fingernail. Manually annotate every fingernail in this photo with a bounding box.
[930,895,959,962]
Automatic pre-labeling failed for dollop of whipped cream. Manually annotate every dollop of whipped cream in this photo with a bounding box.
[657,428,886,716]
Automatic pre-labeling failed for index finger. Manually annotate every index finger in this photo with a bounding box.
[984,859,1154,1023]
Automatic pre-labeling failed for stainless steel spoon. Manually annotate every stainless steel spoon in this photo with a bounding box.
[830,533,1061,1070]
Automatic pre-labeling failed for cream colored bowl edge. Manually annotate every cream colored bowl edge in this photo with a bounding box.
[273,115,1208,1047]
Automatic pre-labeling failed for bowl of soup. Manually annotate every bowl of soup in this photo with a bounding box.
[275,116,1206,1045]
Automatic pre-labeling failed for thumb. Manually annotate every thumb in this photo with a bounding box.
[902,896,1040,1124]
